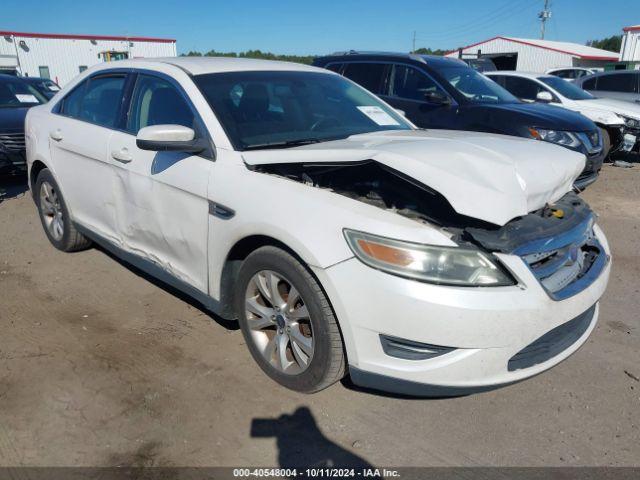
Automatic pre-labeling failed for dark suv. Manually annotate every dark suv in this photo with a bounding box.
[313,52,605,189]
[0,74,47,174]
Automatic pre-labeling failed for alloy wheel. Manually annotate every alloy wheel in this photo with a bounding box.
[244,270,315,375]
[39,181,64,241]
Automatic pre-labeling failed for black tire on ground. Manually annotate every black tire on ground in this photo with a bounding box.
[235,246,346,393]
[35,168,92,252]
[600,127,611,162]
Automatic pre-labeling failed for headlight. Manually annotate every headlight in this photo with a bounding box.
[621,115,640,129]
[528,127,581,148]
[344,229,515,286]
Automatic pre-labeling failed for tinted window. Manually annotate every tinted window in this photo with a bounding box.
[539,76,594,100]
[388,64,445,101]
[582,77,596,89]
[62,75,127,128]
[194,71,411,150]
[503,76,548,102]
[553,69,576,79]
[596,73,637,92]
[325,63,343,73]
[342,63,386,93]
[127,75,194,134]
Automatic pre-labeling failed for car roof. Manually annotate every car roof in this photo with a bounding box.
[316,51,466,68]
[108,56,327,76]
[485,71,552,80]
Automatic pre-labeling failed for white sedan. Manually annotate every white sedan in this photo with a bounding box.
[25,57,610,395]
[487,71,639,155]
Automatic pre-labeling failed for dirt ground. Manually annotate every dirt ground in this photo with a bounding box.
[0,164,638,468]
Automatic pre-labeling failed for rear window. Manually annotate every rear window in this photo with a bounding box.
[342,63,387,93]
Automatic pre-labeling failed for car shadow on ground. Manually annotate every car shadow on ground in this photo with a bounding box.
[251,406,374,469]
[95,245,239,331]
[0,174,28,205]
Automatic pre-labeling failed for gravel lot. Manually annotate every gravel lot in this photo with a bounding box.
[0,164,638,468]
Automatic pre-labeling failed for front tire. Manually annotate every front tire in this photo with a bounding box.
[235,246,346,393]
[35,168,92,252]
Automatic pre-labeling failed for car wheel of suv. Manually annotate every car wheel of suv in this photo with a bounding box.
[35,168,92,252]
[235,246,346,393]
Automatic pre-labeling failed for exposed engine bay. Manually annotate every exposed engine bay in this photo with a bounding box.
[254,160,594,253]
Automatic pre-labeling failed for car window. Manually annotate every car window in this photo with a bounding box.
[503,76,550,102]
[595,73,637,93]
[582,77,597,89]
[0,78,47,108]
[387,64,445,101]
[342,63,386,93]
[325,63,344,74]
[539,76,594,100]
[553,69,576,79]
[127,74,195,134]
[194,70,411,150]
[62,75,127,128]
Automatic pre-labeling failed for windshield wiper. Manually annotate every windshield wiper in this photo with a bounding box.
[243,138,321,151]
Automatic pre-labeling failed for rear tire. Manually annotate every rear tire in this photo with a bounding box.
[235,246,346,393]
[35,168,92,252]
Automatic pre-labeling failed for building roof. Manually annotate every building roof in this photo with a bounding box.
[449,36,619,60]
[623,25,640,32]
[0,30,175,43]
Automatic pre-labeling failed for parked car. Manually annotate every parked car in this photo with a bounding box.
[487,71,640,155]
[576,70,640,103]
[314,52,605,189]
[0,74,47,174]
[22,77,61,100]
[546,67,596,82]
[25,58,611,396]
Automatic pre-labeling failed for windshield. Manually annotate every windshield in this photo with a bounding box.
[0,78,47,108]
[539,76,594,100]
[193,71,412,150]
[438,66,519,104]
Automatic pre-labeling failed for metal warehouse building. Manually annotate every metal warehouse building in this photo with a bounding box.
[0,30,177,86]
[445,36,618,72]
[620,24,640,62]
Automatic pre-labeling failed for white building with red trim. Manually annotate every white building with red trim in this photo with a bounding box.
[0,30,177,85]
[444,36,618,72]
[620,25,640,62]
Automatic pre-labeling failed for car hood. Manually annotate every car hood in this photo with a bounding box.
[471,102,596,131]
[0,107,29,131]
[242,129,585,226]
[578,98,640,120]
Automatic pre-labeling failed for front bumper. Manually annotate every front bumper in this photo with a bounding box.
[0,150,27,173]
[314,226,611,396]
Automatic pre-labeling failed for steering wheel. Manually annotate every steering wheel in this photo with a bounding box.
[310,116,341,132]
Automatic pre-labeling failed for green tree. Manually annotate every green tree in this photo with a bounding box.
[586,35,623,53]
[413,47,449,56]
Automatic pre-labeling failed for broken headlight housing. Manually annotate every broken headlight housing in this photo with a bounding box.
[528,127,581,149]
[620,115,640,129]
[344,230,515,286]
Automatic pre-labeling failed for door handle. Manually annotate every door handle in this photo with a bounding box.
[111,148,132,163]
[49,129,63,142]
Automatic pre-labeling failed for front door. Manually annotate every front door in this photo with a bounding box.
[107,73,212,293]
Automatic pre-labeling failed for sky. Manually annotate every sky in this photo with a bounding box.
[1,0,636,55]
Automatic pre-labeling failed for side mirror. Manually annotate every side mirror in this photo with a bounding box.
[424,90,452,106]
[536,91,554,103]
[136,124,205,153]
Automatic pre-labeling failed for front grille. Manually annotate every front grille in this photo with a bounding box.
[508,304,596,371]
[0,131,26,152]
[517,215,607,301]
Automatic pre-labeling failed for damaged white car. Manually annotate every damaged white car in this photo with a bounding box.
[25,58,611,395]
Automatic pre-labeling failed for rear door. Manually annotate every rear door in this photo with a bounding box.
[379,63,454,128]
[49,72,128,239]
[107,72,212,293]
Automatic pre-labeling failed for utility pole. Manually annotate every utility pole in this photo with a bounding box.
[538,0,552,39]
[412,31,416,53]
